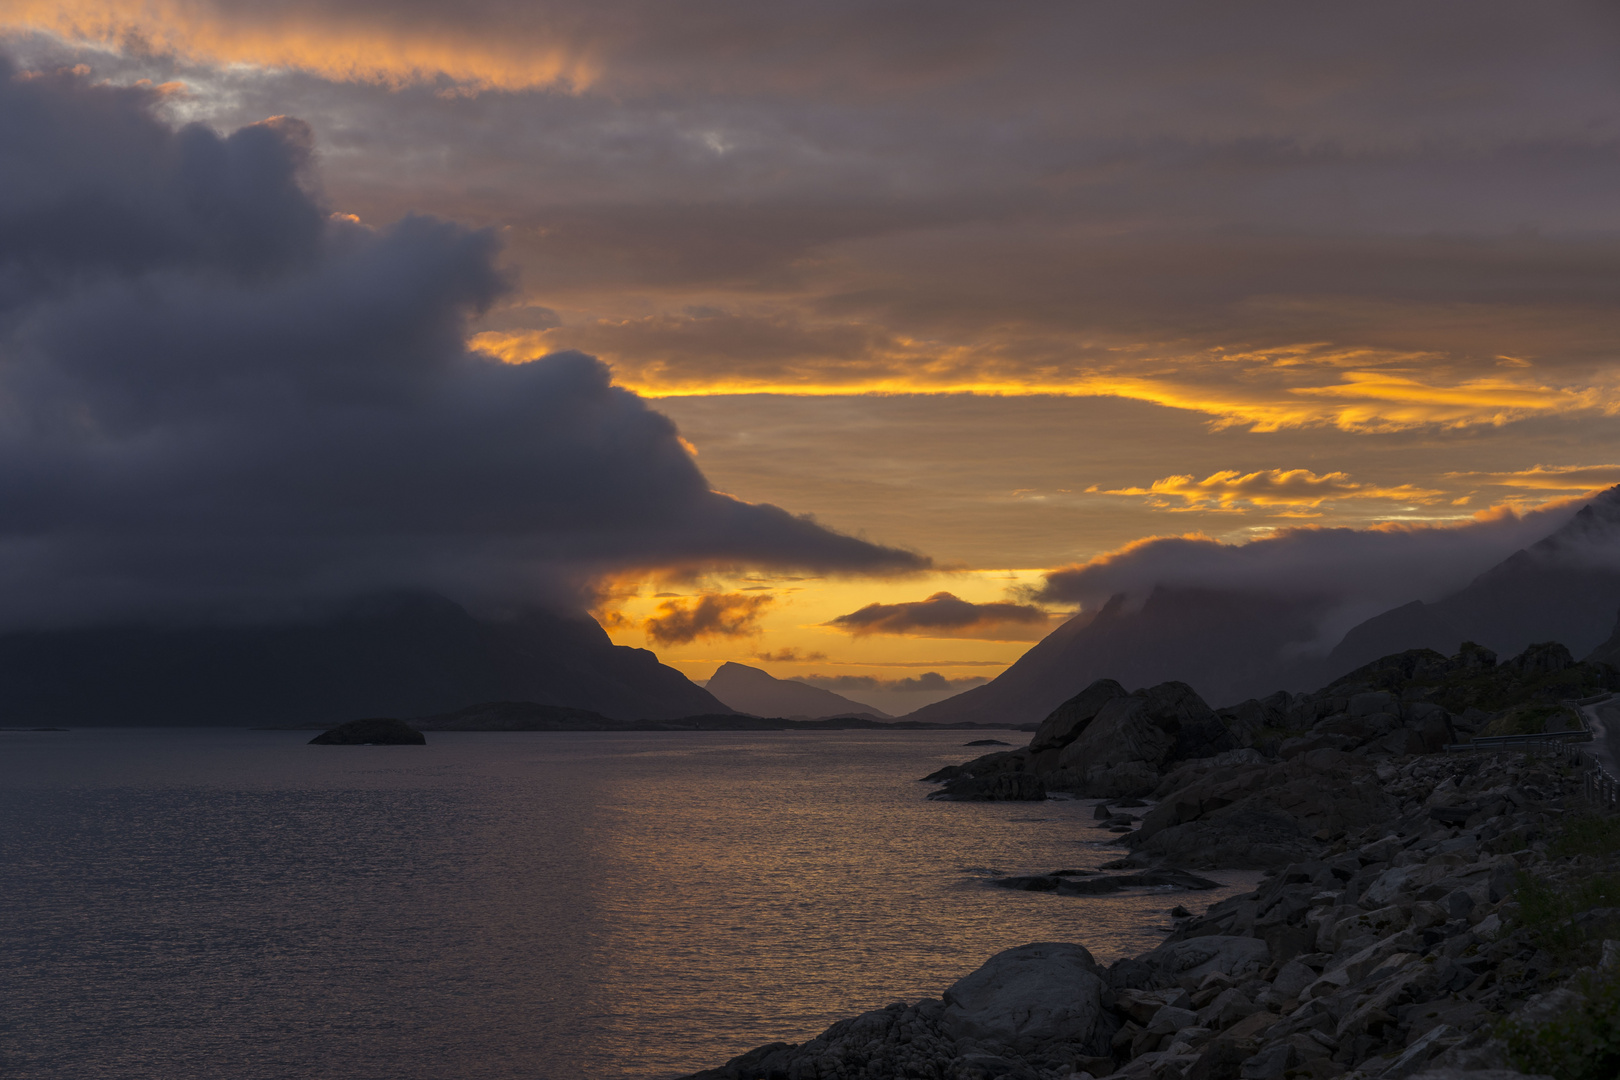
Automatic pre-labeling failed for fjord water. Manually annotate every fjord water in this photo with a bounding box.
[1,730,1258,1079]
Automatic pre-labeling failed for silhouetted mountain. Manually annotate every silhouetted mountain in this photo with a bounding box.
[1317,486,1620,677]
[411,701,994,731]
[904,486,1620,725]
[1585,609,1620,667]
[0,592,730,725]
[704,662,892,719]
[900,589,1326,725]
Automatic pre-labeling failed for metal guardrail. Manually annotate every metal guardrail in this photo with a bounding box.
[1442,697,1620,810]
[1447,729,1592,749]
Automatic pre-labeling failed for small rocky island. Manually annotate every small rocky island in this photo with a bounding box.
[683,642,1620,1080]
[308,717,426,745]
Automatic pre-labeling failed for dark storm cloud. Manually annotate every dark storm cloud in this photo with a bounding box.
[826,591,1050,639]
[642,593,773,646]
[59,0,1607,428]
[0,58,924,629]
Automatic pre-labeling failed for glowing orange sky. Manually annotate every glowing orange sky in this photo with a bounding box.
[8,2,1620,695]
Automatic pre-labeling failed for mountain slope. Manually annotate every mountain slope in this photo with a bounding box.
[901,589,1326,725]
[905,486,1620,725]
[0,592,730,725]
[1317,486,1620,676]
[704,662,891,718]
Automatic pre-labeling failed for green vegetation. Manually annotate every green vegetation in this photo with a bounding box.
[1502,968,1620,1080]
[1325,640,1620,719]
[1511,871,1620,957]
[1551,814,1620,860]
[1479,704,1569,738]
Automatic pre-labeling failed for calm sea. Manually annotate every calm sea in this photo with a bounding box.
[0,729,1260,1079]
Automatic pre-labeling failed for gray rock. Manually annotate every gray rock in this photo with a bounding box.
[1129,749,1394,869]
[1145,1005,1200,1037]
[929,770,1047,801]
[1196,987,1258,1029]
[1058,682,1234,778]
[1028,678,1129,753]
[1270,959,1317,999]
[1146,936,1270,982]
[1386,1024,1462,1079]
[1239,1042,1294,1080]
[942,942,1115,1056]
[1349,691,1398,717]
[1080,760,1161,798]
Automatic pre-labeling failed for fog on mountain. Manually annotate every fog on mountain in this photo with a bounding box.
[0,56,922,633]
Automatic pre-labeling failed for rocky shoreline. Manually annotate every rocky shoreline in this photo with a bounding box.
[679,643,1620,1080]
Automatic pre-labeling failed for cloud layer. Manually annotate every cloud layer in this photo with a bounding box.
[643,593,774,646]
[9,4,1620,433]
[1039,498,1592,652]
[796,672,988,695]
[0,58,923,629]
[1096,469,1445,513]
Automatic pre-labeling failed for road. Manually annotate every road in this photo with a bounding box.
[1580,697,1620,778]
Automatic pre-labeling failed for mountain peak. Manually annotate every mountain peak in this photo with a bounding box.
[1529,484,1620,560]
[705,662,892,719]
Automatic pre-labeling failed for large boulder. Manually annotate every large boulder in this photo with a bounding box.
[1142,935,1270,983]
[1128,749,1396,867]
[680,942,1120,1080]
[1028,678,1128,754]
[1504,640,1573,675]
[1057,681,1235,780]
[1216,689,1293,750]
[942,942,1117,1058]
[928,771,1047,801]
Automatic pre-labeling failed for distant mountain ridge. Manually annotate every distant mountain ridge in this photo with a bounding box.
[0,592,730,726]
[904,486,1620,724]
[411,700,1011,732]
[1316,488,1620,676]
[704,662,892,719]
[899,588,1325,725]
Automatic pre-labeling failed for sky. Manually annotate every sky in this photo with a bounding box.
[2,2,1619,712]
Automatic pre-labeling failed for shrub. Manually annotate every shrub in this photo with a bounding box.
[1511,871,1620,957]
[1552,815,1620,860]
[1502,968,1620,1080]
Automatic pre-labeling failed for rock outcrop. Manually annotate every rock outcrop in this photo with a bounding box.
[683,750,1617,1080]
[308,717,425,745]
[922,641,1619,806]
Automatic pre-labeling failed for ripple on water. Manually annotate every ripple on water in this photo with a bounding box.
[0,729,1261,1080]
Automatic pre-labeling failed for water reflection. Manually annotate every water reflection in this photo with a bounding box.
[0,730,1260,1079]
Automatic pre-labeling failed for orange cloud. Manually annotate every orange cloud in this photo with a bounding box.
[1444,465,1620,491]
[1095,469,1445,511]
[825,591,1051,640]
[643,592,773,646]
[472,328,1617,434]
[752,647,827,663]
[4,1,596,90]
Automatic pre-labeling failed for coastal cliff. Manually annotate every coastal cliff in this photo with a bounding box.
[680,645,1620,1080]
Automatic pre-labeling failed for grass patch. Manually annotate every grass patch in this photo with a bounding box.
[1512,871,1620,957]
[1479,704,1568,738]
[1502,968,1620,1080]
[1552,815,1620,860]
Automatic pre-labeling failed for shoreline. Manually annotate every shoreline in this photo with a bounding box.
[682,744,1611,1080]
